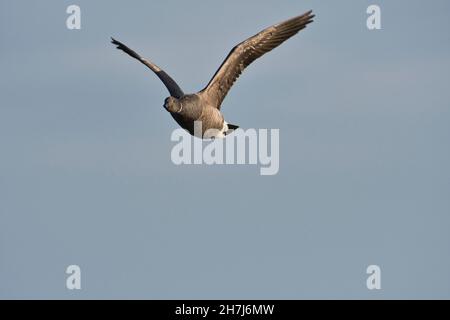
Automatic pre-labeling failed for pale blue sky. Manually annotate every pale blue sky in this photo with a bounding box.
[1,0,450,299]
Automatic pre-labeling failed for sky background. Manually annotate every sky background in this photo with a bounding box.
[1,0,449,299]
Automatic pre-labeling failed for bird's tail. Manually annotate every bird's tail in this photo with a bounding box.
[225,123,239,135]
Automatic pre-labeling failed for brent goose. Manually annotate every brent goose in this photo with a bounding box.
[112,10,314,138]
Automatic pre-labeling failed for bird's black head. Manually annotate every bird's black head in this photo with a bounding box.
[163,96,182,113]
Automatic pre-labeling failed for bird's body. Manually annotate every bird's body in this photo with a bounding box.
[112,11,315,139]
[166,94,232,138]
[166,94,225,138]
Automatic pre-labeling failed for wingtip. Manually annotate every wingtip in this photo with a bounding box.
[111,37,125,51]
[305,10,315,20]
[294,10,315,25]
[302,9,313,17]
[305,11,315,24]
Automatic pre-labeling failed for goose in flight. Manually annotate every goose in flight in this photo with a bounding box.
[111,10,314,139]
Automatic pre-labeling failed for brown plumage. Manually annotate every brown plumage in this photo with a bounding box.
[200,10,315,109]
[112,11,315,138]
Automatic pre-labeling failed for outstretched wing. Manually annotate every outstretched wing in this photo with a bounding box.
[111,38,184,98]
[199,10,314,109]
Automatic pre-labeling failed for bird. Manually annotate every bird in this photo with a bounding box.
[111,10,314,139]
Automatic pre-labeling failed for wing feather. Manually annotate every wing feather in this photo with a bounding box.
[111,38,184,98]
[199,11,314,109]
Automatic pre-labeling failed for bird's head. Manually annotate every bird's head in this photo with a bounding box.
[163,96,183,113]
